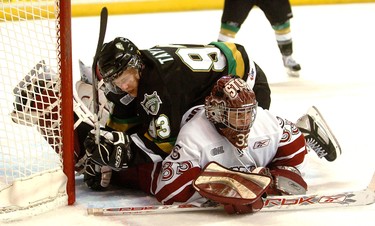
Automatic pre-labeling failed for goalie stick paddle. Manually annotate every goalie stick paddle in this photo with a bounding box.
[87,171,375,215]
[92,7,108,145]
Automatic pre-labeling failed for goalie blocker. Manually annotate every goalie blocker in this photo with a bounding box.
[193,162,307,214]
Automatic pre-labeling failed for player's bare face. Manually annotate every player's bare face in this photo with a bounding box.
[228,110,252,131]
[112,67,140,97]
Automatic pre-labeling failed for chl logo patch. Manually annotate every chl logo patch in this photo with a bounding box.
[253,139,270,149]
[210,146,224,156]
[141,91,162,115]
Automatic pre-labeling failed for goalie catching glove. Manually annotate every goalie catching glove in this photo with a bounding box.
[84,129,134,170]
[193,162,272,214]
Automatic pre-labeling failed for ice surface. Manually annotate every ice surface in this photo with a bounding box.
[6,3,375,225]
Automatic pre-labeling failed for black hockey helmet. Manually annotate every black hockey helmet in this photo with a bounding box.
[97,37,142,83]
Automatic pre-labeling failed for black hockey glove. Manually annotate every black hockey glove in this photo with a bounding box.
[83,160,112,191]
[84,129,133,170]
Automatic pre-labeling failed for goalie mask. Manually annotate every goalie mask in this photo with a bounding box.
[98,37,143,94]
[205,76,258,150]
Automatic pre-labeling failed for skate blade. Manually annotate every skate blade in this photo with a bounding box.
[286,68,300,77]
[307,106,342,157]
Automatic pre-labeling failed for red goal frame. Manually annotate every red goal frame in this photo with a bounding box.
[60,0,75,205]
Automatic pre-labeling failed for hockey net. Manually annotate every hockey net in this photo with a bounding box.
[0,0,74,222]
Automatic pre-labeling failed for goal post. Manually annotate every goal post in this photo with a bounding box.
[0,0,75,221]
[59,0,75,207]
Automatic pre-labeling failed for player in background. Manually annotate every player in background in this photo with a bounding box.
[218,0,301,76]
[85,76,341,214]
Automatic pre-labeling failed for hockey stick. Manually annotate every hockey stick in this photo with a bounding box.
[92,7,108,145]
[87,171,375,215]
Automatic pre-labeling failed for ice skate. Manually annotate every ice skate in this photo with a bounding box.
[283,55,301,77]
[295,106,341,162]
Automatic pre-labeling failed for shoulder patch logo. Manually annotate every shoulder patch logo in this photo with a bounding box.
[141,91,162,115]
[253,139,270,149]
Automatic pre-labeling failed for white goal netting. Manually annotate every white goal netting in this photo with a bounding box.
[0,0,73,222]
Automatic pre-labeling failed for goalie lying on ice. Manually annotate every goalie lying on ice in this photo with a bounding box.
[142,76,309,214]
[82,76,316,214]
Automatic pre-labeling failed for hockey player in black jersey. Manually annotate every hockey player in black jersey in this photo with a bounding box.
[87,37,271,157]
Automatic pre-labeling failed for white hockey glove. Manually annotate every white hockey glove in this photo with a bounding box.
[193,162,272,214]
[84,129,133,170]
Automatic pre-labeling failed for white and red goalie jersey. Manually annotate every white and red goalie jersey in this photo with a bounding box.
[147,106,308,205]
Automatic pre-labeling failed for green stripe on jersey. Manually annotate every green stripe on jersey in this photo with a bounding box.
[209,42,245,77]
